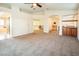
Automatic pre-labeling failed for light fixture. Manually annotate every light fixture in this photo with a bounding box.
[32,3,37,9]
[31,3,42,10]
[32,3,37,7]
[24,3,42,10]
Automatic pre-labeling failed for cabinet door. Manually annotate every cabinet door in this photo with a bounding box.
[63,27,67,35]
[66,28,71,36]
[71,28,77,37]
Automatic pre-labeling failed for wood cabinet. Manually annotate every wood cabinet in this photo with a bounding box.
[63,27,77,37]
[71,28,77,37]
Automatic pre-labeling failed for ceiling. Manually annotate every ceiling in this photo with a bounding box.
[0,3,79,13]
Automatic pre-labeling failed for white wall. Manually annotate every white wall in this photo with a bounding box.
[27,14,33,33]
[11,6,33,37]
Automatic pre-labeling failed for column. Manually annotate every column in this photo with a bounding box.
[59,16,63,36]
[77,8,79,40]
[43,15,50,33]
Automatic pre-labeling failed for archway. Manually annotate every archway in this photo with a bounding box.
[49,15,60,33]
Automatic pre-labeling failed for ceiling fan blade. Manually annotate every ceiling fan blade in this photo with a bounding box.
[36,3,42,7]
[24,3,42,8]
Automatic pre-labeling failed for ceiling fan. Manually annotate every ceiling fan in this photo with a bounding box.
[32,3,42,8]
[24,3,42,9]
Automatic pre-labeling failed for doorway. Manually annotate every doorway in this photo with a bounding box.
[33,19,44,33]
[49,15,60,33]
[0,12,11,40]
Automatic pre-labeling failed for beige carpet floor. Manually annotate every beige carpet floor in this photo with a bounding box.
[0,32,79,56]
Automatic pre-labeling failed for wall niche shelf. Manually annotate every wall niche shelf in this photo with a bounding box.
[62,20,78,22]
